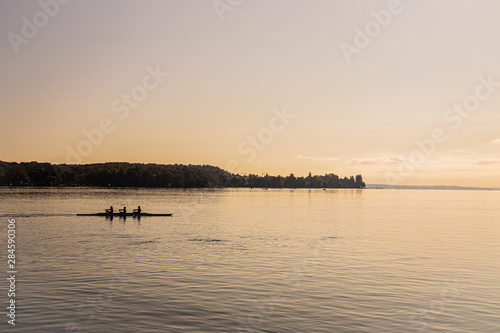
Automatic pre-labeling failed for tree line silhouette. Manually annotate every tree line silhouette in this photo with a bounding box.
[0,161,365,189]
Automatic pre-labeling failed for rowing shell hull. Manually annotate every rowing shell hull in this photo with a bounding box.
[77,213,172,217]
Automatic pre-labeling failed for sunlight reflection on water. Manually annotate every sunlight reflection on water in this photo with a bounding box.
[0,187,499,332]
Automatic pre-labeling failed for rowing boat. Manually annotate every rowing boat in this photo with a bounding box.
[76,213,172,217]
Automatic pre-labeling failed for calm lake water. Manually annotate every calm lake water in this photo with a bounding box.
[0,187,499,332]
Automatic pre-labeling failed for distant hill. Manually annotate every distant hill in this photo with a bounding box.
[0,161,366,189]
[366,184,499,191]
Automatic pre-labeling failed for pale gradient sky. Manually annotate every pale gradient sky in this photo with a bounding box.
[1,0,500,186]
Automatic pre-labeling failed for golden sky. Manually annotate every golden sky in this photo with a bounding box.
[1,0,500,186]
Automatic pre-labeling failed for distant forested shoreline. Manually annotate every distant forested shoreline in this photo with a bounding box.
[0,161,365,189]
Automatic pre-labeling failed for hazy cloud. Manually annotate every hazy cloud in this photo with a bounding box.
[344,155,406,165]
[488,138,500,146]
[426,157,500,170]
[295,155,339,162]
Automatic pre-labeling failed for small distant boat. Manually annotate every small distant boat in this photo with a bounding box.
[77,212,172,217]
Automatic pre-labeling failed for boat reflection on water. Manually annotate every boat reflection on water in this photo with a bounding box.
[104,214,142,222]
